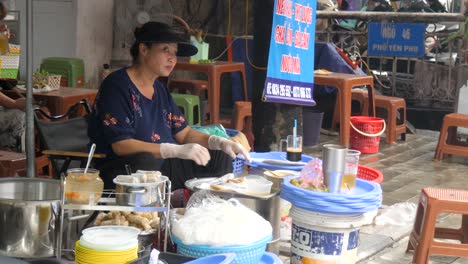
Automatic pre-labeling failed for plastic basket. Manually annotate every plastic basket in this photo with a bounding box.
[0,54,19,79]
[349,116,386,154]
[172,235,272,264]
[47,74,62,89]
[357,164,383,184]
[226,128,244,174]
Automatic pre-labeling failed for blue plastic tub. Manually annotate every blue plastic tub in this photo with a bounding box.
[172,235,272,264]
[184,253,236,264]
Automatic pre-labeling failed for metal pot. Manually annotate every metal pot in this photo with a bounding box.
[185,177,281,255]
[0,178,61,258]
[115,176,168,207]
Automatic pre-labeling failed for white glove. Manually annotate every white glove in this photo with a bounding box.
[208,135,252,163]
[160,143,211,166]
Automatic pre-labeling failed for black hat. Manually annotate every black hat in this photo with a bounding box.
[135,21,198,57]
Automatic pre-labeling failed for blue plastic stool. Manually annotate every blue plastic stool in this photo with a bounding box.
[171,93,201,126]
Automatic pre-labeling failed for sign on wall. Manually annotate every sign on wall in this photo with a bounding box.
[262,0,317,106]
[368,22,425,58]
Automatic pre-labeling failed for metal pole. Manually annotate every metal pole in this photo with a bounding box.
[25,0,34,178]
[316,11,465,23]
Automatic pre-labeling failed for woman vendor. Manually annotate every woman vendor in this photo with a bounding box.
[88,21,251,190]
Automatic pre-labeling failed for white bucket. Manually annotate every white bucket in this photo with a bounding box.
[289,206,366,264]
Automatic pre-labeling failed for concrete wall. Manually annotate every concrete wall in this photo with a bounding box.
[15,0,113,89]
[76,0,114,89]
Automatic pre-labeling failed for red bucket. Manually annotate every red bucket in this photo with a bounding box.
[350,116,386,154]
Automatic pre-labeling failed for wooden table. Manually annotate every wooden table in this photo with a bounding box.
[29,87,97,115]
[174,60,248,124]
[315,73,376,147]
[3,87,98,115]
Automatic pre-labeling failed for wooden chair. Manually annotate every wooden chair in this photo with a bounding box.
[34,99,105,178]
[406,187,468,263]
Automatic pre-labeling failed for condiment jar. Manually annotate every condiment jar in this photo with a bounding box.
[64,168,104,205]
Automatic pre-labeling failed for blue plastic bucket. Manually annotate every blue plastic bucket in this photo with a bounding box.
[289,206,365,264]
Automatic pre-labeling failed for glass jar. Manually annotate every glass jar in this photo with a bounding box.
[64,168,104,205]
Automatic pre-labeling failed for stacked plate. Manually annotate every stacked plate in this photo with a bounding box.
[75,226,140,264]
[281,176,382,214]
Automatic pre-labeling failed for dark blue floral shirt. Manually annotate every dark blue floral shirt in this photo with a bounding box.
[88,68,187,163]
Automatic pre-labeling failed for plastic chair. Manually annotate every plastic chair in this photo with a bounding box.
[434,113,468,161]
[337,92,407,144]
[40,57,85,87]
[171,93,201,126]
[34,99,105,178]
[373,95,407,144]
[168,79,208,99]
[406,187,468,263]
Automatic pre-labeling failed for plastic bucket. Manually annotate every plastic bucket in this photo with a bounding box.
[303,108,324,146]
[289,206,365,264]
[349,116,386,154]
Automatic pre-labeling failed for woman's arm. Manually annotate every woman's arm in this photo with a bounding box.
[173,126,210,146]
[0,92,25,110]
[111,139,161,158]
[112,133,211,166]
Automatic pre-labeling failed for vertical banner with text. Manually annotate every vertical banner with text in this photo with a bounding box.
[263,0,317,106]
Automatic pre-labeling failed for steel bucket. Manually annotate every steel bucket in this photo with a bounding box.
[185,177,281,254]
[0,178,61,258]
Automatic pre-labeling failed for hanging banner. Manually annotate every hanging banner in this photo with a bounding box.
[262,0,317,106]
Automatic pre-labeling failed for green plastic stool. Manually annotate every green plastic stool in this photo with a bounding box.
[40,57,85,87]
[171,93,201,126]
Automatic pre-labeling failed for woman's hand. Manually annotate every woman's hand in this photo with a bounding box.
[208,136,252,163]
[160,143,211,166]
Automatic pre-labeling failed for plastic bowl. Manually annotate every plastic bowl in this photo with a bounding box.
[245,175,273,195]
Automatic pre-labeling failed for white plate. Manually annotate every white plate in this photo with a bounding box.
[80,226,140,250]
[79,237,138,251]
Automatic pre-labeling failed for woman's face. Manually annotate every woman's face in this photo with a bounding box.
[140,42,178,77]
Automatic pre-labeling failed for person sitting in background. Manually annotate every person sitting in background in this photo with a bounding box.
[88,21,251,190]
[0,1,24,152]
[0,91,25,151]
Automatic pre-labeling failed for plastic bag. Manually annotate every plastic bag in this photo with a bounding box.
[185,190,225,210]
[191,124,229,138]
[375,202,417,226]
[173,190,272,247]
[291,158,327,191]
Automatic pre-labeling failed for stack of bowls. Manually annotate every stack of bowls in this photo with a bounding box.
[75,226,140,264]
[281,176,382,214]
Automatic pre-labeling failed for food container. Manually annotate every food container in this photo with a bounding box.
[245,175,273,195]
[64,168,104,205]
[114,175,169,207]
[0,178,61,258]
